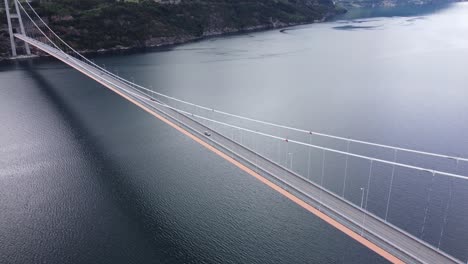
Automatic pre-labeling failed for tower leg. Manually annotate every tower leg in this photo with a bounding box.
[13,0,30,55]
[4,0,17,57]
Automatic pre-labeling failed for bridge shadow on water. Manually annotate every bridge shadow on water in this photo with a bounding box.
[21,61,201,264]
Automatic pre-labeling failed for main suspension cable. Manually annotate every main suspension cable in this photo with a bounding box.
[18,0,468,166]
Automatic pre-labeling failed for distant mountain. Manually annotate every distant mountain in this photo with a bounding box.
[1,0,344,58]
[335,0,458,8]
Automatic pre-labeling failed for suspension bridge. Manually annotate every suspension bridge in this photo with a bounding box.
[4,1,468,263]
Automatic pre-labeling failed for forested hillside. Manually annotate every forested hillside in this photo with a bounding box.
[1,0,343,58]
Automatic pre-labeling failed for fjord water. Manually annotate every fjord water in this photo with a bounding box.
[1,3,468,263]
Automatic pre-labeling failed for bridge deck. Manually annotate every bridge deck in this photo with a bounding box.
[16,33,462,264]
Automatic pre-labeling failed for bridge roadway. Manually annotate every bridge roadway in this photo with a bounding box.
[16,34,462,264]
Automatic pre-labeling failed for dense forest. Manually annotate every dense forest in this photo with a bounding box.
[0,9,9,58]
[0,0,343,58]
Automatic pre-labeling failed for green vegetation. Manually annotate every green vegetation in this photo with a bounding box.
[1,0,342,57]
[0,8,10,58]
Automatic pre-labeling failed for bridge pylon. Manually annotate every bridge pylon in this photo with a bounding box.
[3,0,31,57]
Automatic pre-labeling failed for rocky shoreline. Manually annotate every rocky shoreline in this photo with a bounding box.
[1,19,332,61]
[75,20,329,58]
[1,0,342,60]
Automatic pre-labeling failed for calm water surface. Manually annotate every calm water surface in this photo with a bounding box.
[1,3,468,263]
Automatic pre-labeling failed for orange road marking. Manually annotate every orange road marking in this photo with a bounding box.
[23,39,404,263]
[107,85,405,264]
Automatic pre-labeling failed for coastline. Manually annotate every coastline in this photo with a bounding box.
[0,12,339,62]
[77,22,313,57]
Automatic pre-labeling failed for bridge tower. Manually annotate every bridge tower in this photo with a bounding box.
[3,0,31,57]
